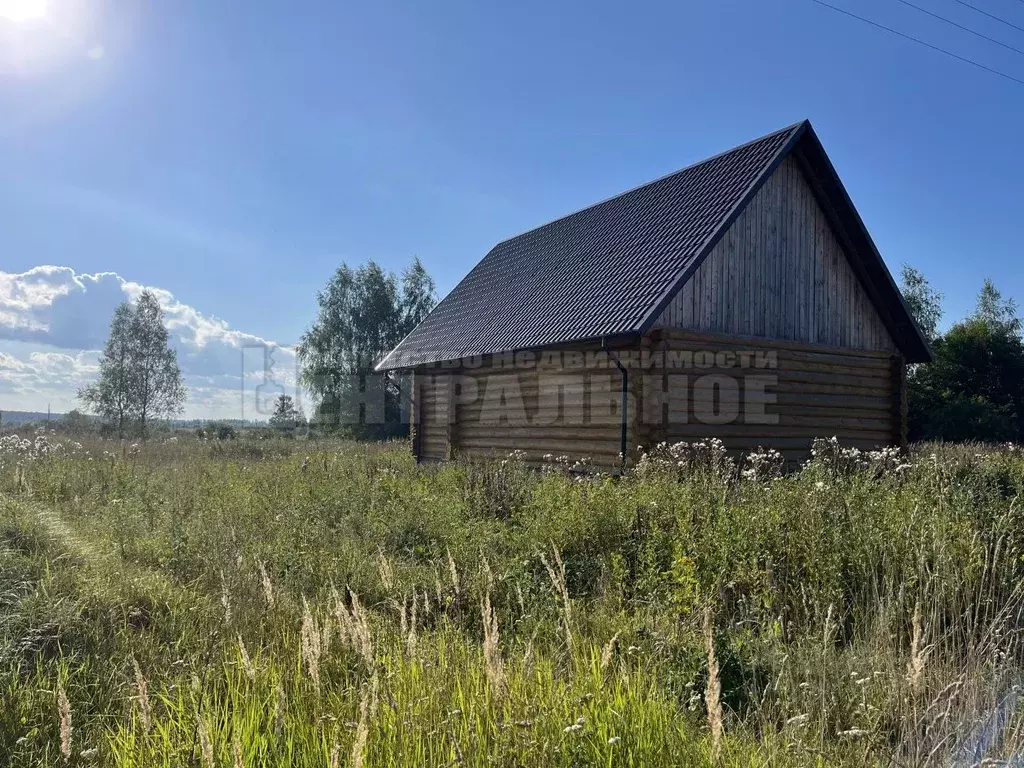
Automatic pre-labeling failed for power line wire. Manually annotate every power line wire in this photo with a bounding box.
[807,0,1024,87]
[896,0,1024,57]
[952,0,1024,36]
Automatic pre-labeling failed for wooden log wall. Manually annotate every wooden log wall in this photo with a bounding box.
[413,371,453,461]
[453,352,632,468]
[644,328,903,463]
[655,155,895,353]
[410,344,639,468]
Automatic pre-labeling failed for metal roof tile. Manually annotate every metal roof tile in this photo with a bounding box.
[379,123,800,370]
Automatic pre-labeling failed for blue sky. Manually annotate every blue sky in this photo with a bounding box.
[2,0,1023,416]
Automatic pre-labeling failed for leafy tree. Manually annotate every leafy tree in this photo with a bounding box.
[132,291,187,437]
[269,394,304,433]
[975,278,1020,333]
[79,290,186,437]
[908,278,1024,442]
[297,258,436,439]
[900,264,943,341]
[61,409,93,434]
[79,302,139,438]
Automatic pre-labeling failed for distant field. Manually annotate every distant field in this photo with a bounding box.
[2,433,1023,766]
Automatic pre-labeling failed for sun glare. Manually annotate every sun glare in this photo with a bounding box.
[0,0,48,22]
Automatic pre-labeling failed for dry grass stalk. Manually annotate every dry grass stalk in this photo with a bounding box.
[433,568,445,606]
[131,656,152,733]
[907,600,930,695]
[704,607,723,765]
[481,589,505,694]
[482,554,494,592]
[406,591,419,659]
[233,732,244,768]
[321,614,334,658]
[332,585,352,648]
[350,676,379,768]
[329,725,341,768]
[447,548,460,596]
[56,678,72,762]
[238,636,256,681]
[334,589,376,671]
[348,590,375,671]
[274,681,286,738]
[522,629,537,678]
[377,549,395,592]
[301,597,323,693]
[220,570,233,626]
[197,714,215,768]
[600,632,620,672]
[257,559,274,609]
[541,544,573,650]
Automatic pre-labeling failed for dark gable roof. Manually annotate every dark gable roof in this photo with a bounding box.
[379,120,931,369]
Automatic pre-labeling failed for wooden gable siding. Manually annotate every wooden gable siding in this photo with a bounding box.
[654,155,895,353]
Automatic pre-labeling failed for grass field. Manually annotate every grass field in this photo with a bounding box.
[2,432,1024,766]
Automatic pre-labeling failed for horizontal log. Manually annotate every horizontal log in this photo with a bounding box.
[453,368,891,392]
[653,328,895,359]
[458,426,628,441]
[652,433,890,450]
[769,380,895,398]
[457,436,621,456]
[660,392,892,414]
[663,394,890,419]
[659,424,893,441]
[457,447,625,468]
[442,354,891,380]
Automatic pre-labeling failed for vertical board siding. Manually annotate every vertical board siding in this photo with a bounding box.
[655,156,895,353]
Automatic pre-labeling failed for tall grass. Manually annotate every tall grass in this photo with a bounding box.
[2,432,1024,765]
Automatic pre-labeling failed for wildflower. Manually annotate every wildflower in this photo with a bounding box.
[608,736,621,745]
[787,714,809,726]
[563,723,583,733]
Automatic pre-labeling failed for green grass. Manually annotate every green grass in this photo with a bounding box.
[2,432,1024,765]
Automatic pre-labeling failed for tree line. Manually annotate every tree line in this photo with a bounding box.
[79,255,1021,445]
[901,267,1024,443]
[79,259,436,439]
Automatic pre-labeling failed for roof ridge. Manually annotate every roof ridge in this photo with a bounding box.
[487,119,809,251]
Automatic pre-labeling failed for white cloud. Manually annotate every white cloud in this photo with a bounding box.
[0,266,300,420]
